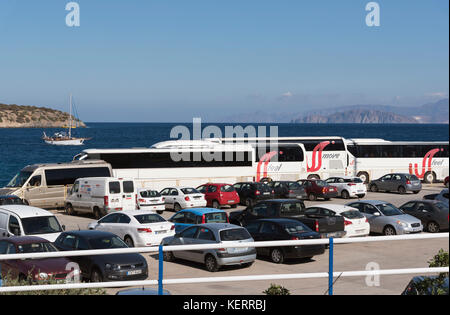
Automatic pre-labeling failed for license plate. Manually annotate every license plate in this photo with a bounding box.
[229,247,248,253]
[127,270,142,276]
[155,230,166,235]
[228,200,235,203]
[263,192,270,195]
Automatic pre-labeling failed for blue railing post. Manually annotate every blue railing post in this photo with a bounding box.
[328,237,334,295]
[158,245,163,295]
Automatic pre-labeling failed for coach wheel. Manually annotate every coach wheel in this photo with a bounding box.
[307,174,320,180]
[424,172,436,184]
[357,172,370,184]
[260,177,273,183]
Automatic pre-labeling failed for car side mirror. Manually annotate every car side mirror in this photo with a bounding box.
[62,225,66,231]
[374,212,381,216]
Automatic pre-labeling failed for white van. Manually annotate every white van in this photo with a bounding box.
[65,177,137,219]
[0,205,64,242]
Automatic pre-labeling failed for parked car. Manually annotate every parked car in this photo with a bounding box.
[65,177,137,219]
[136,189,165,213]
[325,177,367,199]
[54,230,148,282]
[168,208,229,233]
[0,236,72,282]
[304,204,370,238]
[297,179,338,201]
[399,200,449,233]
[423,189,449,206]
[233,182,274,207]
[0,205,64,242]
[196,183,240,209]
[159,187,206,212]
[229,199,346,239]
[445,176,449,188]
[162,223,256,272]
[0,195,28,206]
[267,181,307,200]
[346,200,423,235]
[401,276,449,295]
[369,173,422,194]
[244,218,325,263]
[87,210,175,247]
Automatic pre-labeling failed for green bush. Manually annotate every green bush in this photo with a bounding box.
[411,249,449,295]
[263,284,291,295]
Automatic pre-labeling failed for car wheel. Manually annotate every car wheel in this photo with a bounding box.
[245,198,253,207]
[163,251,176,262]
[174,203,182,212]
[357,194,366,199]
[242,262,254,268]
[93,207,102,219]
[413,191,420,194]
[383,226,397,236]
[212,200,220,209]
[341,190,350,199]
[270,248,285,264]
[424,172,436,184]
[398,186,406,194]
[324,197,331,201]
[65,204,76,216]
[230,204,238,209]
[357,172,370,184]
[90,268,103,283]
[427,221,440,233]
[124,236,134,247]
[308,193,317,201]
[205,255,219,272]
[370,184,378,193]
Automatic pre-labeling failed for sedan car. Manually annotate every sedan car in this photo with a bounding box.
[168,208,229,233]
[136,189,165,213]
[196,183,240,209]
[0,236,72,282]
[297,179,338,201]
[267,181,307,200]
[325,177,367,199]
[244,218,325,263]
[346,200,423,235]
[369,173,422,194]
[54,230,148,282]
[399,200,449,233]
[162,223,256,272]
[160,187,207,212]
[87,211,175,247]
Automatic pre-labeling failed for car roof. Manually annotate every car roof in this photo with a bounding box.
[350,200,390,206]
[307,204,357,213]
[265,199,303,203]
[0,236,49,244]
[178,208,225,215]
[253,218,305,225]
[117,210,164,216]
[0,205,53,218]
[63,230,116,238]
[196,223,241,231]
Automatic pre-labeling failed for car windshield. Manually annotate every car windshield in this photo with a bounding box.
[181,188,200,195]
[134,214,166,224]
[341,210,365,219]
[377,203,404,216]
[220,185,235,192]
[140,190,160,198]
[89,235,128,249]
[0,197,25,205]
[17,242,58,253]
[21,216,63,235]
[315,180,328,187]
[344,178,363,183]
[283,222,309,234]
[280,202,305,215]
[204,212,228,223]
[6,171,32,188]
[220,228,251,241]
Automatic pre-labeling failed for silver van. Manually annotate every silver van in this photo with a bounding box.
[0,160,112,209]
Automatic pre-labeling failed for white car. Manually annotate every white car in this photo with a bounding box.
[87,210,175,247]
[325,176,367,199]
[160,187,207,212]
[136,189,165,213]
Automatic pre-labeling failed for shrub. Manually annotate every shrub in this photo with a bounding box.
[263,284,291,295]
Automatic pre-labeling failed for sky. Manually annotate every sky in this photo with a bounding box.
[0,0,448,122]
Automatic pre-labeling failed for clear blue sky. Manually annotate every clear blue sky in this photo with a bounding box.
[0,0,448,122]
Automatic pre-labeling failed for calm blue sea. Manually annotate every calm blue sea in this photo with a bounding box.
[0,123,448,187]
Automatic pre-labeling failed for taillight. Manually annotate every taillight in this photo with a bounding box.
[406,180,411,185]
[104,196,109,206]
[315,220,319,232]
[202,214,206,224]
[291,236,299,240]
[365,218,369,223]
[322,188,326,193]
[226,213,230,223]
[347,183,356,186]
[255,190,261,195]
[185,196,190,201]
[170,225,175,230]
[137,228,152,233]
[289,190,294,194]
[272,190,275,194]
[344,220,353,226]
[138,199,146,203]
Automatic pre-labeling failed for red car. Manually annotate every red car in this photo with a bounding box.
[196,183,240,208]
[297,179,338,201]
[445,176,449,188]
[0,236,73,282]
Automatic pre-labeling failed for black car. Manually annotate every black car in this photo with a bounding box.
[267,181,307,200]
[0,195,28,206]
[244,218,325,264]
[233,182,274,207]
[54,230,148,282]
[399,200,449,233]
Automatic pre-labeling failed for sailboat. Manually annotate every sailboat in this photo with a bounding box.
[42,94,91,146]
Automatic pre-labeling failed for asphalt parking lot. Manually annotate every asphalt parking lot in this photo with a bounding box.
[50,184,449,295]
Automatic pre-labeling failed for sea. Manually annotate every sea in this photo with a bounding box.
[0,122,448,187]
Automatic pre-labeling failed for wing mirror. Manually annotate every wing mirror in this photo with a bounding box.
[374,212,381,216]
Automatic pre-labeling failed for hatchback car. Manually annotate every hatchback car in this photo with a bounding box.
[399,200,449,233]
[267,181,307,200]
[233,182,274,207]
[297,179,338,201]
[196,183,240,209]
[0,236,72,282]
[168,208,229,233]
[162,223,256,272]
[325,177,367,199]
[87,210,175,247]
[244,218,325,263]
[160,187,207,212]
[136,189,165,213]
[346,200,423,235]
[369,173,422,194]
[54,230,148,282]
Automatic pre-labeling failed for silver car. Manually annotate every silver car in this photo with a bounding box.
[162,223,256,272]
[346,200,423,235]
[369,173,422,194]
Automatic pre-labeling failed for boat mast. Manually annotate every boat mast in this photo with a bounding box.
[69,93,72,139]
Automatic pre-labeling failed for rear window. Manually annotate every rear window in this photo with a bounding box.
[405,175,419,181]
[283,221,310,234]
[220,185,235,192]
[140,190,161,198]
[287,182,301,189]
[17,242,58,253]
[315,180,328,187]
[219,228,251,241]
[204,212,228,223]
[181,188,200,195]
[89,235,127,249]
[280,202,305,215]
[255,183,271,191]
[123,181,134,193]
[344,178,363,183]
[341,210,365,219]
[109,182,121,194]
[134,214,166,224]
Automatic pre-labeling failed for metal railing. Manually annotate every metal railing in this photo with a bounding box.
[0,233,448,295]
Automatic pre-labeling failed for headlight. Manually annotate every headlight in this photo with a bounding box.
[105,264,121,271]
[396,221,408,227]
[38,272,48,280]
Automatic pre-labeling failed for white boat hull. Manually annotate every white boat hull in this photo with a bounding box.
[44,139,85,146]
